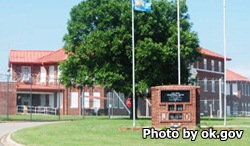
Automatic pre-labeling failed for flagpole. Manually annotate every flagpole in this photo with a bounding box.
[223,0,227,127]
[177,0,181,85]
[132,0,136,128]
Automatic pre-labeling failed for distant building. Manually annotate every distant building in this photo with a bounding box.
[8,48,105,115]
[226,69,250,115]
[1,47,249,117]
[191,47,231,116]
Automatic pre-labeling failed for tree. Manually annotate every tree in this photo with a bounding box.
[60,0,202,118]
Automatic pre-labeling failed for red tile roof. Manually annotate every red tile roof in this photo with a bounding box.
[198,47,231,61]
[37,48,68,64]
[226,69,250,82]
[9,48,68,64]
[9,50,54,64]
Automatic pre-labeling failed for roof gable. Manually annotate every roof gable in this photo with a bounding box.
[198,47,231,61]
[226,69,250,82]
[9,48,68,65]
[37,48,68,64]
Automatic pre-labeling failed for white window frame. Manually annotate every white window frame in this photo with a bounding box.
[84,92,90,108]
[212,99,215,112]
[57,92,63,108]
[70,92,78,108]
[203,59,207,70]
[21,66,31,75]
[242,83,244,95]
[211,60,214,71]
[204,99,208,113]
[204,79,208,92]
[211,79,215,92]
[40,66,46,84]
[93,92,101,108]
[227,83,230,95]
[232,83,238,96]
[49,65,54,83]
[218,61,222,72]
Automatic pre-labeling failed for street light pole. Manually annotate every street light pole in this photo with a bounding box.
[30,74,33,121]
[6,69,10,120]
[223,0,227,126]
[177,0,181,85]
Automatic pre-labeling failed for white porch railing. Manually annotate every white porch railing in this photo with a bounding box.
[238,111,250,116]
[17,105,58,115]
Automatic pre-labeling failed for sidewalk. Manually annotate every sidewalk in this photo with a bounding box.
[1,132,24,146]
[0,122,58,146]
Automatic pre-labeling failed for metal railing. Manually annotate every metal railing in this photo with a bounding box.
[238,111,250,116]
[16,105,58,115]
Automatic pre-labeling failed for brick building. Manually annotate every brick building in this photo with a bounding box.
[8,48,105,115]
[191,47,231,116]
[226,69,250,115]
[2,47,250,117]
[0,81,16,115]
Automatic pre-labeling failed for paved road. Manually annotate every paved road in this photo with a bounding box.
[0,122,56,146]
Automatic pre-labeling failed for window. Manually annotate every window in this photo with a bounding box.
[221,81,224,93]
[242,83,244,95]
[57,92,63,108]
[218,61,222,72]
[204,99,208,113]
[57,65,61,78]
[203,59,207,70]
[49,66,54,83]
[232,83,238,96]
[71,92,78,108]
[211,60,214,71]
[93,92,101,108]
[245,83,247,96]
[21,66,31,82]
[196,61,199,69]
[226,83,230,95]
[119,93,125,109]
[242,103,244,111]
[211,79,215,92]
[249,84,250,96]
[21,66,31,75]
[84,92,89,108]
[212,99,215,112]
[40,66,46,84]
[204,79,208,92]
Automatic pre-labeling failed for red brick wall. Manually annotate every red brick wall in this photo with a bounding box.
[151,85,200,129]
[0,82,17,115]
[64,85,105,115]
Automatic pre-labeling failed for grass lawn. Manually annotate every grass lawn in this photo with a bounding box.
[11,116,250,146]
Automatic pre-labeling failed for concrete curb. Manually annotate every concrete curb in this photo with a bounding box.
[0,132,24,146]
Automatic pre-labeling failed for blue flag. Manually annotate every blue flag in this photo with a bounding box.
[133,0,152,12]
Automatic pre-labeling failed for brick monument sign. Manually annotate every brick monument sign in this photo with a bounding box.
[151,85,200,129]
